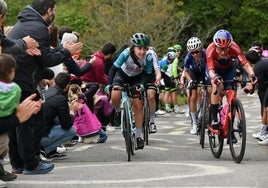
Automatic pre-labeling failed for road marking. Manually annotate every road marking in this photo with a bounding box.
[10,162,233,185]
[73,145,95,152]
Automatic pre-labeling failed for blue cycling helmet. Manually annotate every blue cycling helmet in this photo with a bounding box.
[131,33,150,47]
[213,30,233,48]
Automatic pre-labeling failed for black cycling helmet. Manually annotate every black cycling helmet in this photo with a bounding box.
[131,33,150,47]
[245,50,261,65]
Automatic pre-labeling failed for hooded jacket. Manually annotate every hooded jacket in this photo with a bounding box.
[42,85,74,136]
[8,6,71,94]
[80,51,108,85]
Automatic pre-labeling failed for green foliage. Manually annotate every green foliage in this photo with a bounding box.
[3,0,268,57]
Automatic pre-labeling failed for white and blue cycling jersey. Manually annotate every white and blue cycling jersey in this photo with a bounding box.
[114,47,154,76]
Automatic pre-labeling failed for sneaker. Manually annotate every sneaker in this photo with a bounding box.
[0,164,17,181]
[174,106,185,114]
[11,167,24,175]
[47,151,68,160]
[149,123,157,134]
[252,132,266,141]
[78,136,84,143]
[63,140,78,147]
[106,124,116,132]
[155,109,166,115]
[0,180,6,188]
[83,135,100,144]
[2,158,9,165]
[258,138,268,146]
[23,162,54,175]
[135,137,144,150]
[40,150,53,162]
[190,123,197,135]
[165,107,172,113]
[185,111,190,118]
[56,146,67,154]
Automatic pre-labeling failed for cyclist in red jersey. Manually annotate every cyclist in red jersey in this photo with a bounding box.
[206,29,256,126]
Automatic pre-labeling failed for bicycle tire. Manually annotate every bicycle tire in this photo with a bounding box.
[200,98,209,148]
[208,107,224,158]
[123,102,132,161]
[143,97,150,145]
[229,99,246,163]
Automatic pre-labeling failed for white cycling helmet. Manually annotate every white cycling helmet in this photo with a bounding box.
[167,51,176,61]
[187,37,202,51]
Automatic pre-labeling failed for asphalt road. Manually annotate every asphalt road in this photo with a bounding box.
[5,90,268,188]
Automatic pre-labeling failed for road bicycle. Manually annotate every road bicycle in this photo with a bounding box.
[113,84,144,161]
[207,79,250,163]
[196,82,211,149]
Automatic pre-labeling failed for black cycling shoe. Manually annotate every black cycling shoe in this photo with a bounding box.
[135,137,144,150]
[227,133,238,144]
[211,120,220,130]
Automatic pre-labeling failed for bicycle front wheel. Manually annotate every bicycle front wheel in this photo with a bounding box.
[229,99,246,163]
[143,97,150,145]
[123,102,132,161]
[208,107,224,158]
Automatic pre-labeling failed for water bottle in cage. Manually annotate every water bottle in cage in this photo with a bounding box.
[220,104,228,125]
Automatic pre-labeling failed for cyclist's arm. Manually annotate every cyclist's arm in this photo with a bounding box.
[206,43,217,79]
[183,54,194,82]
[107,49,129,85]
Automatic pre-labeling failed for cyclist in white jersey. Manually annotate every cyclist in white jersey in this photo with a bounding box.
[143,47,161,133]
[107,33,153,150]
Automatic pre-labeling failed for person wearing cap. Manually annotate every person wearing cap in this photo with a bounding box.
[107,33,152,150]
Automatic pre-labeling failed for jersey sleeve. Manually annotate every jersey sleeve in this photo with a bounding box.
[114,48,130,68]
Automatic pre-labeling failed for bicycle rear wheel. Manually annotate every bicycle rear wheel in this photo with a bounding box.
[123,102,132,161]
[208,107,224,158]
[143,97,150,145]
[229,99,246,163]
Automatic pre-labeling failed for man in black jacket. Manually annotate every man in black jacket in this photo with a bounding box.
[7,0,83,175]
[41,72,77,159]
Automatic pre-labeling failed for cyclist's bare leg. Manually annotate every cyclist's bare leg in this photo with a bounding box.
[163,90,172,112]
[132,98,144,130]
[210,82,222,124]
[190,89,198,134]
[132,98,145,149]
[110,87,122,109]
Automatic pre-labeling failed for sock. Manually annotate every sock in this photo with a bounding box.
[150,114,155,124]
[135,127,142,138]
[211,104,219,122]
[165,104,171,110]
[260,124,267,135]
[115,108,121,113]
[191,112,197,125]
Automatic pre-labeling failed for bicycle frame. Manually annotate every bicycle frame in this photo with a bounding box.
[120,88,135,136]
[207,89,236,138]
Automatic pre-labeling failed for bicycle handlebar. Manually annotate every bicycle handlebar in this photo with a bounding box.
[213,79,253,95]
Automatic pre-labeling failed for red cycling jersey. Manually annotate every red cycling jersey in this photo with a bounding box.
[206,42,248,71]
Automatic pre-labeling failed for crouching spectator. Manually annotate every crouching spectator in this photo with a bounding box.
[41,73,78,160]
[68,84,107,143]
